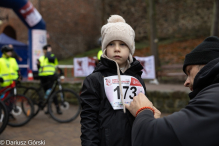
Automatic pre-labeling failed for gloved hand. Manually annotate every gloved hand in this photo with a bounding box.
[0,77,3,83]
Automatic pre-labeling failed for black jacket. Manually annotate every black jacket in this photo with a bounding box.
[80,57,147,146]
[132,57,219,146]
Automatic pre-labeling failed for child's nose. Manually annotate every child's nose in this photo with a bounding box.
[115,44,120,51]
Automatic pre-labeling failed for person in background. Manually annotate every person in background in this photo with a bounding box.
[96,49,103,66]
[95,38,103,66]
[0,45,20,120]
[126,36,219,146]
[37,44,62,114]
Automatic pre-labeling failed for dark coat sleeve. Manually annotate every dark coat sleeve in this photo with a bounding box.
[132,84,219,146]
[132,110,181,146]
[80,74,101,146]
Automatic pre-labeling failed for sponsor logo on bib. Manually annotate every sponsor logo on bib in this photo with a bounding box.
[105,78,112,86]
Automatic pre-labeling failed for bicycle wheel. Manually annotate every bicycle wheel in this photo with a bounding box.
[48,89,81,123]
[3,94,34,127]
[23,87,42,117]
[0,100,9,134]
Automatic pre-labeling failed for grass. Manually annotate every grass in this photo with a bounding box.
[74,47,101,58]
[59,47,100,65]
[158,36,199,45]
[135,40,149,50]
[59,58,74,65]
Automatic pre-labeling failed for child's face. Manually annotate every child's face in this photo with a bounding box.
[106,40,130,68]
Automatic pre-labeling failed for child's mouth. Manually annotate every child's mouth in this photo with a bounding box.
[114,55,121,59]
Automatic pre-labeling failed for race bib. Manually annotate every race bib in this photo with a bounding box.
[104,75,145,110]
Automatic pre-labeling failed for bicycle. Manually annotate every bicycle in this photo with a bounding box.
[0,100,9,134]
[20,75,81,123]
[1,81,34,127]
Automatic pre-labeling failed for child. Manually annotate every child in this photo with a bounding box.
[80,15,147,146]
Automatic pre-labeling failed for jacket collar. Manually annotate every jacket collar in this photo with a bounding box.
[189,57,219,99]
[94,57,143,76]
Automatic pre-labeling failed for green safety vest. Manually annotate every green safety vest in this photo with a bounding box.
[38,55,58,76]
[0,56,19,87]
[97,50,103,60]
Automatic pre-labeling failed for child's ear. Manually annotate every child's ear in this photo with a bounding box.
[128,54,133,63]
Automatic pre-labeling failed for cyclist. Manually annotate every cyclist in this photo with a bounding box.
[0,45,19,88]
[0,45,20,120]
[37,44,62,114]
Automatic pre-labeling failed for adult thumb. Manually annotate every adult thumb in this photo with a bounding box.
[125,104,130,110]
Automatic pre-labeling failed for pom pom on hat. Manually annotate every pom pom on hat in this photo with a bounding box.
[107,15,126,23]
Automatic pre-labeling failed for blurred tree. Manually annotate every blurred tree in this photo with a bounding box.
[147,0,160,70]
[101,0,106,25]
[211,0,219,36]
[103,0,147,41]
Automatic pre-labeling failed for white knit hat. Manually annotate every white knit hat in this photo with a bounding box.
[101,15,135,59]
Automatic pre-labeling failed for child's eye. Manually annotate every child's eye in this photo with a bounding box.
[120,43,126,46]
[108,43,113,46]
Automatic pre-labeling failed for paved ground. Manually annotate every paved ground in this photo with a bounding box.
[0,110,170,146]
[0,111,81,146]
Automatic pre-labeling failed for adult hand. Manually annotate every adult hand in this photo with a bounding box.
[18,57,23,62]
[125,93,153,117]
